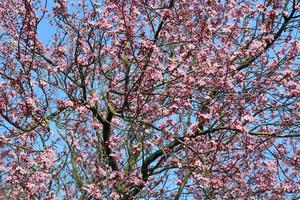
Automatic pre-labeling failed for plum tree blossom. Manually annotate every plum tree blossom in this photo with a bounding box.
[1,0,300,199]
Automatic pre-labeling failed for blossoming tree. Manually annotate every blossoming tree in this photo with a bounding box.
[0,0,300,199]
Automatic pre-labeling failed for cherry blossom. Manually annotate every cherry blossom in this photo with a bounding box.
[0,0,300,199]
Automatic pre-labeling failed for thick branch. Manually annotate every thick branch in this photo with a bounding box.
[237,8,297,71]
[102,111,118,171]
[90,107,118,171]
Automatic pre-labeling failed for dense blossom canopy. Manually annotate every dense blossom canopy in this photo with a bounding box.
[0,0,300,199]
